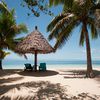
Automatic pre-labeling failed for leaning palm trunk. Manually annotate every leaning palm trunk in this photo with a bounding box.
[84,23,93,78]
[0,59,2,70]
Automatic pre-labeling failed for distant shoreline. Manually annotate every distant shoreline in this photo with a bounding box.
[2,65,100,70]
[3,59,100,65]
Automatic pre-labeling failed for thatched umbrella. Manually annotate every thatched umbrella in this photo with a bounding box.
[15,26,54,71]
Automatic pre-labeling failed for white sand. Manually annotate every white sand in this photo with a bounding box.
[0,67,100,100]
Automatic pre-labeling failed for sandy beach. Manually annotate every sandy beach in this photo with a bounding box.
[0,67,100,100]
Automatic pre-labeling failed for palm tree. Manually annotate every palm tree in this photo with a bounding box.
[47,0,100,77]
[0,8,28,70]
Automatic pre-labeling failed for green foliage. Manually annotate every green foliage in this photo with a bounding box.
[0,0,10,14]
[47,0,100,50]
[0,1,28,60]
[54,17,78,49]
[0,50,10,59]
[47,13,67,32]
[49,0,73,7]
[79,25,85,46]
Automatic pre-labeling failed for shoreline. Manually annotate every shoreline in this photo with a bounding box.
[2,64,100,70]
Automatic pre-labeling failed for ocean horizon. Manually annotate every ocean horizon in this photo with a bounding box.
[2,59,100,69]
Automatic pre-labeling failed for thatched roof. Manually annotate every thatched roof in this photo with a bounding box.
[15,27,54,54]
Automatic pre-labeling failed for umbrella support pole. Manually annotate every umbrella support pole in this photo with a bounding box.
[34,51,37,71]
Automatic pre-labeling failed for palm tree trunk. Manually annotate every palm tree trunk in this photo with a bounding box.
[0,59,3,70]
[84,24,94,78]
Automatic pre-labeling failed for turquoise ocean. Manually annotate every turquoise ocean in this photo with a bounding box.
[2,59,100,69]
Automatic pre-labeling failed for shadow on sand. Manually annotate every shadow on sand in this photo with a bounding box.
[0,77,24,85]
[59,70,100,79]
[18,70,59,77]
[0,81,100,100]
[0,69,22,77]
[0,81,68,100]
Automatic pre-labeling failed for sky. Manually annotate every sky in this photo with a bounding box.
[3,0,100,61]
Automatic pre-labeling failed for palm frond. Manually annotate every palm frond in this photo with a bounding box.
[47,13,67,32]
[3,52,10,59]
[79,25,85,46]
[91,24,98,39]
[49,0,74,7]
[48,13,74,40]
[0,1,10,14]
[49,0,63,7]
[0,7,28,57]
[87,17,99,39]
[54,18,78,50]
[16,24,28,33]
[2,25,27,40]
[49,0,54,7]
[94,9,100,28]
[9,24,28,36]
[0,50,10,59]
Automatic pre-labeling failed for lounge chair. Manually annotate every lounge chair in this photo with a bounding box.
[39,63,46,71]
[24,63,33,71]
